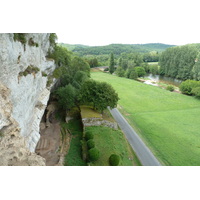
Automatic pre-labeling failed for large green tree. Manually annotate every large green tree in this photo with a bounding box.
[71,56,90,77]
[56,84,77,111]
[79,80,119,112]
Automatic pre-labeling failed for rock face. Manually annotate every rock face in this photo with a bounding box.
[0,33,56,165]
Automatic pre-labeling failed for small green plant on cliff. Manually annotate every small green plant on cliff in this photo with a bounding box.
[49,33,57,47]
[28,38,39,47]
[18,65,40,77]
[42,71,48,77]
[46,76,53,87]
[13,33,27,44]
[0,131,3,138]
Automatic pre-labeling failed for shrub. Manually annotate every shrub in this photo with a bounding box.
[49,33,57,47]
[88,148,100,161]
[179,80,200,95]
[28,38,39,47]
[191,87,200,97]
[42,71,48,77]
[13,33,27,44]
[85,131,94,141]
[104,67,109,72]
[87,139,95,149]
[129,70,138,80]
[115,66,125,77]
[109,154,120,166]
[47,76,53,87]
[134,67,146,77]
[166,85,174,92]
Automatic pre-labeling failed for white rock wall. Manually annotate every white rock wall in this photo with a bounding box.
[0,33,56,152]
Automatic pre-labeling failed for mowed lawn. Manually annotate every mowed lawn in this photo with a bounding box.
[91,72,200,166]
[85,126,141,166]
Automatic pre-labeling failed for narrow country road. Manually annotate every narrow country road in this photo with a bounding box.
[109,107,161,166]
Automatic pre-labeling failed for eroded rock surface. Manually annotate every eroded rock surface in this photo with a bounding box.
[0,33,56,165]
[0,83,45,166]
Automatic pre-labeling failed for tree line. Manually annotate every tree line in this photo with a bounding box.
[108,52,159,80]
[59,43,173,67]
[159,45,200,81]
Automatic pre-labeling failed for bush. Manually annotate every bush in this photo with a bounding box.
[134,67,146,77]
[88,148,100,161]
[166,85,174,92]
[191,87,200,97]
[109,154,120,166]
[87,139,95,149]
[129,70,138,80]
[28,38,39,47]
[85,132,94,141]
[13,33,26,44]
[115,66,125,77]
[42,71,48,77]
[104,67,109,72]
[179,80,200,95]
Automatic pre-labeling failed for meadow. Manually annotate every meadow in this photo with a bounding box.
[91,72,200,166]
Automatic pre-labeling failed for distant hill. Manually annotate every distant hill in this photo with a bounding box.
[59,43,89,51]
[59,43,176,56]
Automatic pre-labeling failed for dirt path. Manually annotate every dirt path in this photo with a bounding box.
[35,112,61,166]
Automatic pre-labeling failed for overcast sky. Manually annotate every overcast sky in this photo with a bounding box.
[55,0,200,46]
[2,0,200,46]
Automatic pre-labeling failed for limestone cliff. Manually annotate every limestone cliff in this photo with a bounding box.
[0,33,56,165]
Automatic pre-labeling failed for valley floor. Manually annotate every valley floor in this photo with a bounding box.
[92,72,200,166]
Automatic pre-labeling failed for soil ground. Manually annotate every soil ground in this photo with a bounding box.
[35,112,61,166]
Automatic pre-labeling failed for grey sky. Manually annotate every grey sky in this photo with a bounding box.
[56,0,200,46]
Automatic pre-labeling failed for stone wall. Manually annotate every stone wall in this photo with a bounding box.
[82,118,118,130]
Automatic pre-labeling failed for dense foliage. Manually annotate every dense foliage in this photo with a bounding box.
[13,33,27,44]
[62,43,175,56]
[159,45,199,80]
[179,80,200,95]
[79,80,119,113]
[59,43,174,66]
[56,84,77,110]
[49,33,58,47]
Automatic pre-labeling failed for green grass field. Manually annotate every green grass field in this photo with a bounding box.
[64,118,86,166]
[85,126,141,166]
[91,72,200,166]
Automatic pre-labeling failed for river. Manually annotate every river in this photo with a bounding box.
[144,74,182,87]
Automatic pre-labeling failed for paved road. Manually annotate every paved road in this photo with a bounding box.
[109,107,161,166]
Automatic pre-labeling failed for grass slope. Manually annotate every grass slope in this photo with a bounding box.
[64,118,86,166]
[86,126,141,166]
[91,72,200,166]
